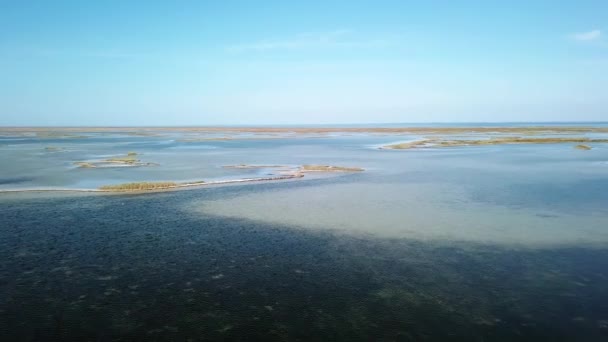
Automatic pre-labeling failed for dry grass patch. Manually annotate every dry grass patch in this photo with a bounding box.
[301,165,364,172]
[105,155,139,164]
[99,182,178,191]
[574,144,592,150]
[384,137,608,149]
[75,162,96,168]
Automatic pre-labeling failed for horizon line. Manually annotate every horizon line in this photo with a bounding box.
[2,121,608,128]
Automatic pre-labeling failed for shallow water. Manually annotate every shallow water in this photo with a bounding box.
[1,126,608,340]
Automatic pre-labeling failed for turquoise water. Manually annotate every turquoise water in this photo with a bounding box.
[1,125,608,340]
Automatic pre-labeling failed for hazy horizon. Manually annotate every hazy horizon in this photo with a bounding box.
[2,120,608,128]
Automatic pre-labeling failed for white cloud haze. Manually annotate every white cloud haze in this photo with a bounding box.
[227,29,392,52]
[570,29,602,41]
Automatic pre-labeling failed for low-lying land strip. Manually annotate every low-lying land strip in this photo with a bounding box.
[574,144,592,150]
[301,164,365,172]
[4,126,608,136]
[97,174,305,192]
[99,182,179,191]
[382,137,608,149]
[0,164,364,193]
[74,152,158,168]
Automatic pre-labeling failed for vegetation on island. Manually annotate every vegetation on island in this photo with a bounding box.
[384,137,608,149]
[183,181,206,186]
[74,152,157,168]
[99,182,178,191]
[105,155,139,164]
[574,144,592,150]
[383,140,430,149]
[98,180,209,191]
[301,165,364,172]
[75,162,96,168]
[95,163,363,192]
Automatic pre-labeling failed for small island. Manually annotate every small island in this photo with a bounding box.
[74,152,158,168]
[300,164,364,172]
[574,144,592,150]
[94,164,364,192]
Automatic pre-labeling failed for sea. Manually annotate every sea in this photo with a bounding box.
[1,123,608,341]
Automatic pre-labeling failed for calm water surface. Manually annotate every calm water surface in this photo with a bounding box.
[1,126,608,340]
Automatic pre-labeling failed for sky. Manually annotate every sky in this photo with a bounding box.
[0,0,607,126]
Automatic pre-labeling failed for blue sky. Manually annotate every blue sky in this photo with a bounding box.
[1,1,606,125]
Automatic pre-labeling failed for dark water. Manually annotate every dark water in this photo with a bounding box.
[2,183,608,341]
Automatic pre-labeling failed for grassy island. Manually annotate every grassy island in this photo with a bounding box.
[105,155,139,164]
[383,137,608,149]
[93,163,363,192]
[74,152,157,168]
[574,144,592,150]
[99,182,178,191]
[75,162,96,168]
[301,165,364,172]
[98,180,210,192]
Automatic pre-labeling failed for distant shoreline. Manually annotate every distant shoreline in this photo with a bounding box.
[381,137,608,150]
[1,121,608,129]
[2,125,608,134]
